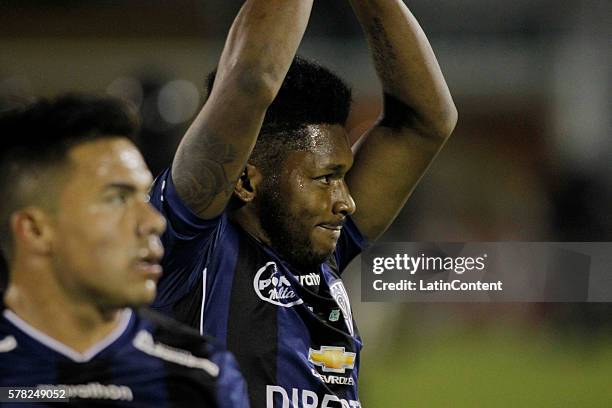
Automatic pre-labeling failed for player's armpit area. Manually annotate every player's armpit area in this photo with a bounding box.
[378,92,419,130]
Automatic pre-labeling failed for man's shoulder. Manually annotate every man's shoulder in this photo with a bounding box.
[137,308,221,353]
[135,308,245,390]
[149,168,229,240]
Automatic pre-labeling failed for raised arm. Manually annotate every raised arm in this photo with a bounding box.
[172,0,314,219]
[346,0,458,240]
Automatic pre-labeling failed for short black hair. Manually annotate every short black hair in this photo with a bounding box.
[0,94,139,260]
[206,56,352,175]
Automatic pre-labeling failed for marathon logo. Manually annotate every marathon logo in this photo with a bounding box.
[298,272,321,287]
[254,261,304,307]
[266,385,361,408]
[308,346,356,374]
[133,331,219,376]
[40,383,133,402]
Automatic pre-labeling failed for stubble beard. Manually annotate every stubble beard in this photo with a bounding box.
[257,181,329,270]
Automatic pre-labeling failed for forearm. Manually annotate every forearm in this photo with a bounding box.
[172,0,313,218]
[215,0,314,102]
[349,0,457,138]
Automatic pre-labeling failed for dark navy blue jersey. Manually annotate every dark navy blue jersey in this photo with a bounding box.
[0,307,249,408]
[150,169,367,408]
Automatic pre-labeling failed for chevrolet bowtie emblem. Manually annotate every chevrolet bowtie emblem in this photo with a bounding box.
[308,346,356,373]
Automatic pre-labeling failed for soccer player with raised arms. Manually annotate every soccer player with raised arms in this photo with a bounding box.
[0,95,248,407]
[150,0,457,406]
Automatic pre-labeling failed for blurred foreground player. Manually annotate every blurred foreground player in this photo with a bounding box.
[150,0,457,406]
[0,95,248,407]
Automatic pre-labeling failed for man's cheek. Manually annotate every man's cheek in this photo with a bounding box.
[86,223,129,259]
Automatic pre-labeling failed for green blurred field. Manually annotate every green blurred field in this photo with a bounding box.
[360,328,612,407]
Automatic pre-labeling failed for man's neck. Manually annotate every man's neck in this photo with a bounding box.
[230,206,272,246]
[4,272,124,354]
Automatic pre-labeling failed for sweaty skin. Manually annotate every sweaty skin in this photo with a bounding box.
[233,124,355,268]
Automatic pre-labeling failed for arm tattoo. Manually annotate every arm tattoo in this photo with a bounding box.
[174,134,237,215]
[369,17,398,87]
[368,18,419,130]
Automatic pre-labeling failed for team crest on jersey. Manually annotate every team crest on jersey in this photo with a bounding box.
[329,280,354,336]
[253,261,304,307]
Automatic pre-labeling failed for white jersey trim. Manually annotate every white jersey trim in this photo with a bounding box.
[3,308,132,362]
[199,267,207,335]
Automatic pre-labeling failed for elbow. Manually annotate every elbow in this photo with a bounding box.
[430,104,458,140]
[229,64,284,106]
[418,101,458,141]
[381,92,458,140]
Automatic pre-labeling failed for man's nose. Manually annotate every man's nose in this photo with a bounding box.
[332,181,356,217]
[138,201,167,237]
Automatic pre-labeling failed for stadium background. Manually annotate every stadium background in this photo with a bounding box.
[1,1,610,406]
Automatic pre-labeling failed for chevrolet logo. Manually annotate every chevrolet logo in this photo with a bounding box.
[308,346,356,373]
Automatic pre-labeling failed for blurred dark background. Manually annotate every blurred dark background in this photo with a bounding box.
[1,1,610,406]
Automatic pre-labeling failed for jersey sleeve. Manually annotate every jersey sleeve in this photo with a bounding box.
[149,169,228,309]
[333,215,369,274]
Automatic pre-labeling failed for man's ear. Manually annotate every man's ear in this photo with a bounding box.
[234,163,263,203]
[10,208,54,256]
